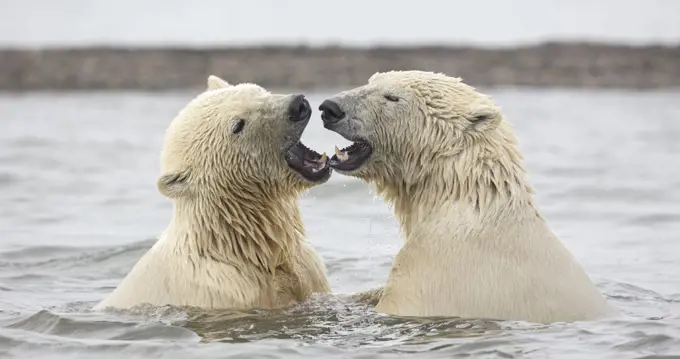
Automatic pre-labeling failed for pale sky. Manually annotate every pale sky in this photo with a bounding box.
[1,0,679,47]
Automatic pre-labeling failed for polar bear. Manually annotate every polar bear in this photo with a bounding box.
[319,70,619,324]
[94,75,332,311]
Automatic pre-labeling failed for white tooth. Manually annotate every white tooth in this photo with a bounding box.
[334,145,349,162]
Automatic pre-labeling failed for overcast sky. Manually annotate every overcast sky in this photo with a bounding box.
[1,0,679,47]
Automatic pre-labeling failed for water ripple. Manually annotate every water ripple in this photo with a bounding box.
[1,90,680,358]
[0,240,154,271]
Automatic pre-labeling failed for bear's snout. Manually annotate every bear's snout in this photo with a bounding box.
[288,94,312,122]
[319,99,345,126]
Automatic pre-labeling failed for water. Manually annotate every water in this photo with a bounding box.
[0,89,679,358]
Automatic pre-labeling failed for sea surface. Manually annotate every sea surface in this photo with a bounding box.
[0,89,679,358]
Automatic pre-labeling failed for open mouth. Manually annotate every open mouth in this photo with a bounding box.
[329,140,373,172]
[284,142,331,183]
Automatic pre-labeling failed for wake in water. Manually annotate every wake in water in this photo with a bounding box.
[3,287,679,358]
[1,221,679,357]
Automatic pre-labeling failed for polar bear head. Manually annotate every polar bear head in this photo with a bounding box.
[319,70,525,203]
[157,75,331,202]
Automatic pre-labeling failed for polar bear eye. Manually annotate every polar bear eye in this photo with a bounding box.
[384,94,399,102]
[232,119,245,134]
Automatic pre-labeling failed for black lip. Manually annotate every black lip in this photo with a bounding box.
[329,141,373,172]
[285,142,332,183]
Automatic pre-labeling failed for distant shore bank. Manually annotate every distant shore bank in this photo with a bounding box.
[1,43,679,91]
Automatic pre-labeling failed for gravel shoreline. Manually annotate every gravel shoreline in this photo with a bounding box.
[1,43,679,91]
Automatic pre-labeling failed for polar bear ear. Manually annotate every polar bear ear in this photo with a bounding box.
[207,75,232,90]
[467,102,502,132]
[157,170,192,198]
[368,72,384,83]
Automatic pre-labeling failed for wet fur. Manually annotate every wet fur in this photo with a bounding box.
[326,71,618,324]
[94,76,330,311]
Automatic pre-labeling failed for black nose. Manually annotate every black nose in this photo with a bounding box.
[319,99,345,125]
[288,94,311,122]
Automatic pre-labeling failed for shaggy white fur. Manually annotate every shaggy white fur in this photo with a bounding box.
[94,75,330,311]
[322,70,619,324]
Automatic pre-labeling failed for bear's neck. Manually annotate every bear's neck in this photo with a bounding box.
[378,133,537,238]
[167,194,303,273]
